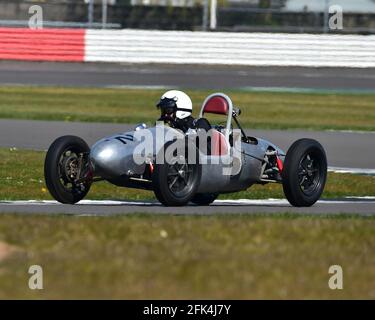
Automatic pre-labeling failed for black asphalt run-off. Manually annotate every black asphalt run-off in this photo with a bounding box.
[1,61,375,91]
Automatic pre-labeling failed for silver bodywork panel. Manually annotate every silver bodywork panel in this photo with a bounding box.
[90,126,184,178]
[89,125,285,194]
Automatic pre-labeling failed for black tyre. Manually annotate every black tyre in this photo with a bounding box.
[282,139,327,207]
[191,193,218,206]
[44,135,92,204]
[153,140,201,206]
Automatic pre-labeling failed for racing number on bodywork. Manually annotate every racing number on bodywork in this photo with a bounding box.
[115,134,133,145]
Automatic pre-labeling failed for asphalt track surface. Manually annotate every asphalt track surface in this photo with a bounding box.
[1,119,374,169]
[0,119,374,215]
[1,199,375,216]
[2,61,375,91]
[0,61,374,215]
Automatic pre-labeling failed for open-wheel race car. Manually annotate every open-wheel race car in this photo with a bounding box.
[44,93,327,207]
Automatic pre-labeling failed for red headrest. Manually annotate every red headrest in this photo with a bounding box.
[203,96,229,115]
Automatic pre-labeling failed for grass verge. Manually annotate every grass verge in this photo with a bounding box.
[0,214,374,299]
[0,86,375,131]
[0,148,374,201]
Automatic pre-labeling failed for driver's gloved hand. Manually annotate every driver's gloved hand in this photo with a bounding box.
[193,118,211,131]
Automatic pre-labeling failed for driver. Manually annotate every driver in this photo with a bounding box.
[156,90,195,132]
[157,90,211,133]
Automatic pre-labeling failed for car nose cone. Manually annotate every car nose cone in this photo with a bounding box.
[90,139,121,177]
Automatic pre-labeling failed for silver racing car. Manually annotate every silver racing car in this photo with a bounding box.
[44,93,327,207]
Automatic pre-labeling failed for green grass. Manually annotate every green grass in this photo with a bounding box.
[1,148,374,201]
[1,86,375,131]
[1,86,374,300]
[0,214,374,299]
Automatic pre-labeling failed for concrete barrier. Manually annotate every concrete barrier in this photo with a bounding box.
[0,28,374,67]
[85,29,375,67]
[0,28,85,62]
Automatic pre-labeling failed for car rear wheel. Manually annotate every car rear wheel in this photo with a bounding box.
[44,135,92,204]
[153,140,201,206]
[191,193,218,206]
[282,139,327,207]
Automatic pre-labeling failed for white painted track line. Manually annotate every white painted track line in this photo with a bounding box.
[1,198,375,206]
[328,167,375,175]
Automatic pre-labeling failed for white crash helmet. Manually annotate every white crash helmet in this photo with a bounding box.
[158,90,193,119]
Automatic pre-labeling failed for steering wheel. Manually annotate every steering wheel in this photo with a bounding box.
[214,124,225,132]
[214,122,233,134]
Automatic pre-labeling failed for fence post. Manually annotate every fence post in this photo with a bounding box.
[102,0,108,29]
[202,0,209,31]
[88,0,94,27]
[323,0,329,33]
[210,0,217,30]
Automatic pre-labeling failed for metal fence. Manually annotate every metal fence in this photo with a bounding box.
[1,0,375,34]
